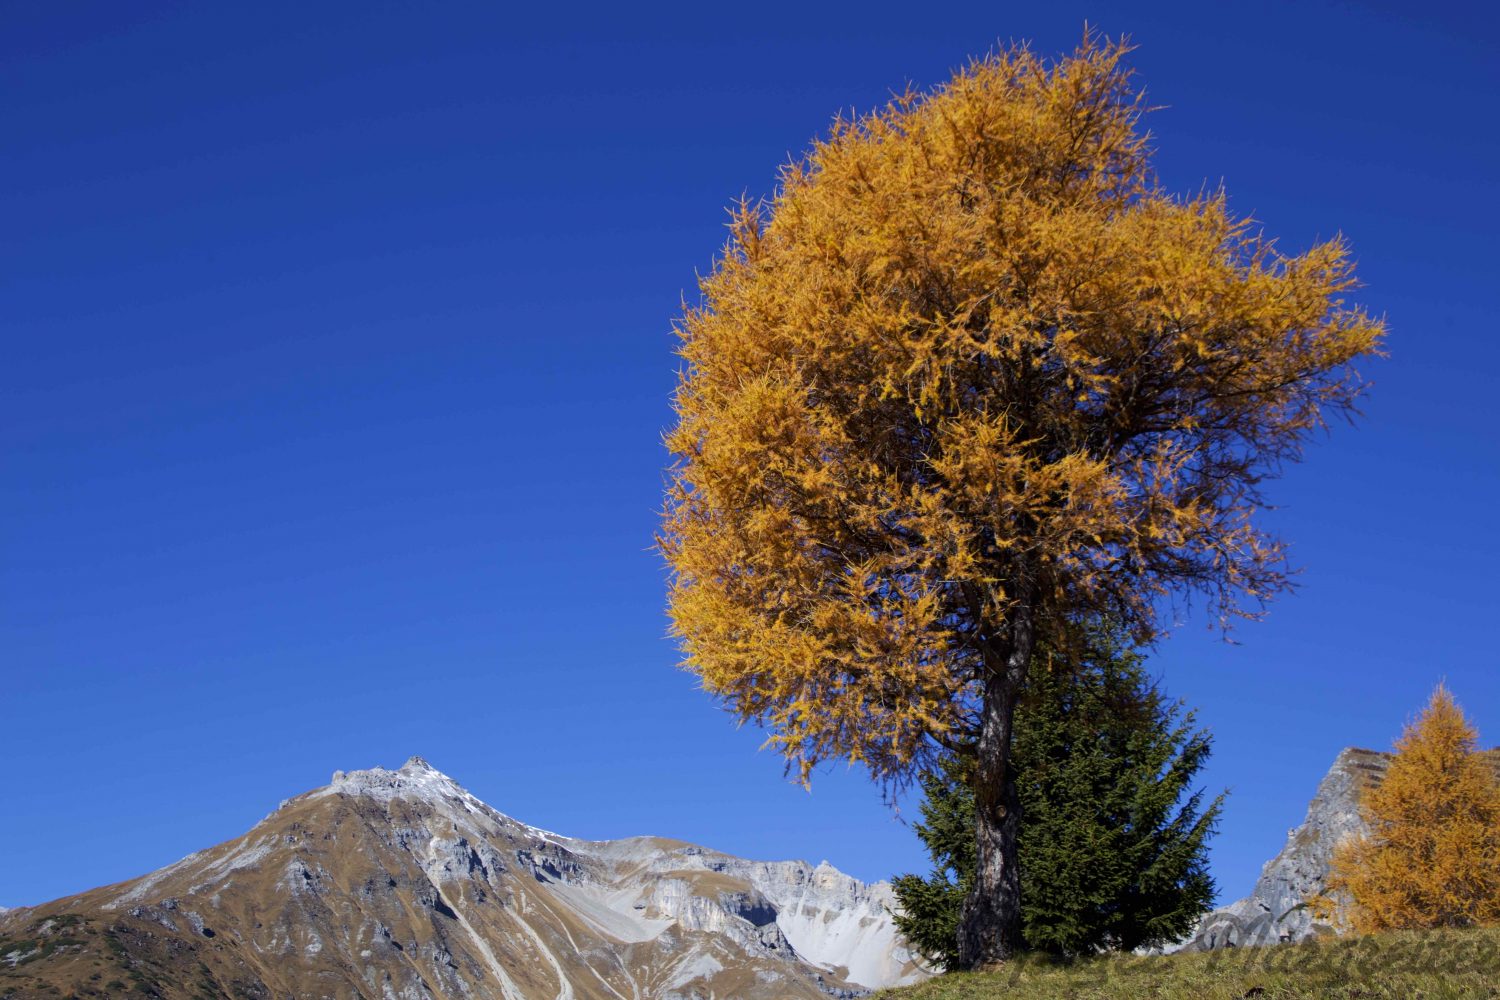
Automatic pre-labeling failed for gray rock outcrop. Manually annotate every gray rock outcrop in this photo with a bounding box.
[1182,747,1388,950]
[1183,745,1500,951]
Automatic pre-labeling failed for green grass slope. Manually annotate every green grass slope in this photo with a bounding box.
[878,928,1500,1000]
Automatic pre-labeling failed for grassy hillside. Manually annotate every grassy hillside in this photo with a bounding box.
[877,927,1500,1000]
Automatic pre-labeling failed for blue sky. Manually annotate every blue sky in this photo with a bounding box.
[3,1,1497,910]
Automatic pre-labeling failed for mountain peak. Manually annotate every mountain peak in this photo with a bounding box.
[3,758,925,998]
[319,755,472,807]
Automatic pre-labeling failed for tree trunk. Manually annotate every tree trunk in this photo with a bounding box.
[956,605,1036,969]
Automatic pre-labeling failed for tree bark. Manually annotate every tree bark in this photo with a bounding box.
[956,603,1036,969]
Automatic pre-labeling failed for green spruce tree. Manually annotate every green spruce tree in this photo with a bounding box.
[893,623,1223,966]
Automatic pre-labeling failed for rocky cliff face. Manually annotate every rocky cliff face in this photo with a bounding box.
[1182,746,1500,951]
[0,758,924,999]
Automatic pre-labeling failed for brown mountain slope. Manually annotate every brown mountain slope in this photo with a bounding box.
[0,758,922,999]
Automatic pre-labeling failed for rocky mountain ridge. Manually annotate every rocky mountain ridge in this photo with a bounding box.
[1,757,923,999]
[1183,746,1500,950]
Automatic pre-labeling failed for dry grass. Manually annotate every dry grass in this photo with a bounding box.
[878,927,1500,1000]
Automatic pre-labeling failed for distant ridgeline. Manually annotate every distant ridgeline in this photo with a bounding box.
[1183,747,1500,951]
[0,758,925,999]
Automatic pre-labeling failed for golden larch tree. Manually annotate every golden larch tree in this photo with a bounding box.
[1325,685,1500,933]
[661,35,1384,966]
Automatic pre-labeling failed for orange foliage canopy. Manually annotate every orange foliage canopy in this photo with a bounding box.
[661,37,1384,784]
[1325,686,1500,933]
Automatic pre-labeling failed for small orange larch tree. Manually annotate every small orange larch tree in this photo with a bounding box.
[1325,685,1500,933]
